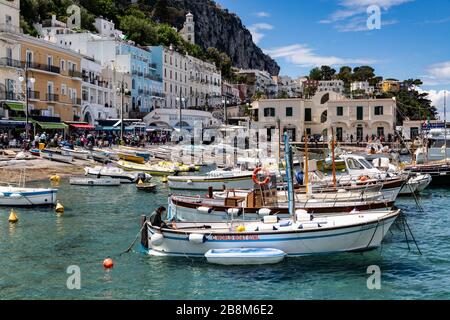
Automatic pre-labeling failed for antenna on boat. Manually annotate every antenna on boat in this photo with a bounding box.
[284,133,296,221]
[303,130,309,194]
[331,128,337,188]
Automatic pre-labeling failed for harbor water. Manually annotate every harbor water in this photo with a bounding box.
[0,178,449,300]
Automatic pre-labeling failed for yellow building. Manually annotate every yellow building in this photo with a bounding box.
[18,35,82,123]
[381,80,401,93]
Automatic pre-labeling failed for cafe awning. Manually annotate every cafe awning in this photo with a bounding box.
[0,119,26,127]
[70,123,95,130]
[5,102,25,112]
[36,122,68,130]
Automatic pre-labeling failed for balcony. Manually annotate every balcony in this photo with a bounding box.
[0,23,22,34]
[129,111,150,120]
[71,97,82,106]
[26,61,60,74]
[28,90,40,100]
[0,57,23,68]
[69,70,82,78]
[138,89,144,94]
[138,71,143,77]
[149,74,162,82]
[149,63,157,69]
[0,91,19,101]
[46,93,59,102]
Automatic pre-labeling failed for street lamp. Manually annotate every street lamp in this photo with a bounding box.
[117,82,129,144]
[222,98,230,125]
[176,96,186,137]
[18,71,35,141]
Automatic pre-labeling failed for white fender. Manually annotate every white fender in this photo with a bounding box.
[189,234,207,244]
[197,206,213,214]
[258,208,272,216]
[295,209,312,222]
[227,208,241,216]
[150,233,164,246]
[9,193,22,199]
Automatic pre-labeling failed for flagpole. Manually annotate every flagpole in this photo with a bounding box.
[445,90,448,163]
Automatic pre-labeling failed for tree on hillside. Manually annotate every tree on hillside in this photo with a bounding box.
[320,66,336,80]
[352,66,375,82]
[152,0,170,23]
[119,7,158,45]
[309,67,322,81]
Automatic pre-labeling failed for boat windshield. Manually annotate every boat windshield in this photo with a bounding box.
[346,158,365,170]
[359,158,374,169]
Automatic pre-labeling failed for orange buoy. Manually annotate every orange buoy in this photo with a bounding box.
[103,258,114,269]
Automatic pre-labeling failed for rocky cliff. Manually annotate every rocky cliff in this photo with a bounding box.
[149,0,280,75]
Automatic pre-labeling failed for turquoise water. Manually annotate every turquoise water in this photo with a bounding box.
[0,178,449,300]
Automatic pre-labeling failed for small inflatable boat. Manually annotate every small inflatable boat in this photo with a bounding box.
[205,248,286,265]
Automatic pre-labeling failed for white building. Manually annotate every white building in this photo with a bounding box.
[252,91,397,142]
[179,12,195,45]
[318,80,344,93]
[80,57,118,124]
[351,81,375,94]
[187,54,222,109]
[0,0,22,117]
[144,108,219,130]
[237,69,277,98]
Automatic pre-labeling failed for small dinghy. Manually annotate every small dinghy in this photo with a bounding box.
[136,183,157,192]
[69,177,121,186]
[205,248,286,265]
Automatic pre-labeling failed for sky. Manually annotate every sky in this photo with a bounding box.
[216,0,450,119]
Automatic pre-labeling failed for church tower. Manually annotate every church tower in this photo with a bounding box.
[180,12,195,45]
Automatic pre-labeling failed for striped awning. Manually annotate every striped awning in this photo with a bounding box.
[5,102,24,111]
[36,122,68,129]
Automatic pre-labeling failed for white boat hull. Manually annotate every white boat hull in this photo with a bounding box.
[145,211,400,257]
[69,177,121,186]
[0,187,57,206]
[61,148,89,160]
[168,174,255,191]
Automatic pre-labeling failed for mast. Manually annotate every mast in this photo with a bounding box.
[445,90,448,162]
[284,133,295,220]
[304,130,309,194]
[331,128,337,187]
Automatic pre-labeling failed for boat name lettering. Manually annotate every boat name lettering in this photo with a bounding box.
[212,235,260,241]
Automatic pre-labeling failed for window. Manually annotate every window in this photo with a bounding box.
[357,106,363,120]
[337,106,343,116]
[5,15,12,25]
[264,107,275,117]
[374,106,384,116]
[410,127,419,140]
[61,84,67,95]
[60,60,65,71]
[377,127,385,138]
[286,107,293,117]
[305,108,312,121]
[347,158,365,170]
[26,50,33,67]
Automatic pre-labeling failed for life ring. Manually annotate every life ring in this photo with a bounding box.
[358,175,369,182]
[252,167,270,186]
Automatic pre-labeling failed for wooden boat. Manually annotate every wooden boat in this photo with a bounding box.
[136,183,157,192]
[205,248,286,265]
[116,146,151,161]
[61,147,90,160]
[116,160,178,176]
[30,149,41,157]
[0,185,57,206]
[168,192,395,222]
[41,149,73,164]
[404,161,450,186]
[141,208,401,257]
[69,177,121,186]
[117,153,146,164]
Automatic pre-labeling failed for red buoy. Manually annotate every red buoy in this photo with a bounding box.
[103,258,114,269]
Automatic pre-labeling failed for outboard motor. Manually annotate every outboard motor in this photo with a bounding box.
[137,172,147,182]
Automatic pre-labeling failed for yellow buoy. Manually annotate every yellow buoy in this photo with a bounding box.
[55,201,64,213]
[8,209,18,223]
[50,175,61,182]
[162,176,168,183]
[236,225,246,232]
[138,179,144,185]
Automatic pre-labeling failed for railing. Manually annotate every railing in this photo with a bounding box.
[26,61,60,74]
[0,91,19,101]
[132,70,138,75]
[149,63,157,69]
[138,71,143,77]
[0,23,22,34]
[28,90,40,99]
[149,74,162,82]
[0,57,23,68]
[68,70,82,78]
[46,93,59,102]
[71,97,82,105]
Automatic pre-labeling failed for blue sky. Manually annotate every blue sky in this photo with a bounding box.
[217,0,450,117]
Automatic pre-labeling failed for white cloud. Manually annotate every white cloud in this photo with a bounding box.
[254,11,271,18]
[320,0,413,32]
[417,88,450,119]
[422,61,450,86]
[264,44,376,67]
[248,23,274,44]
